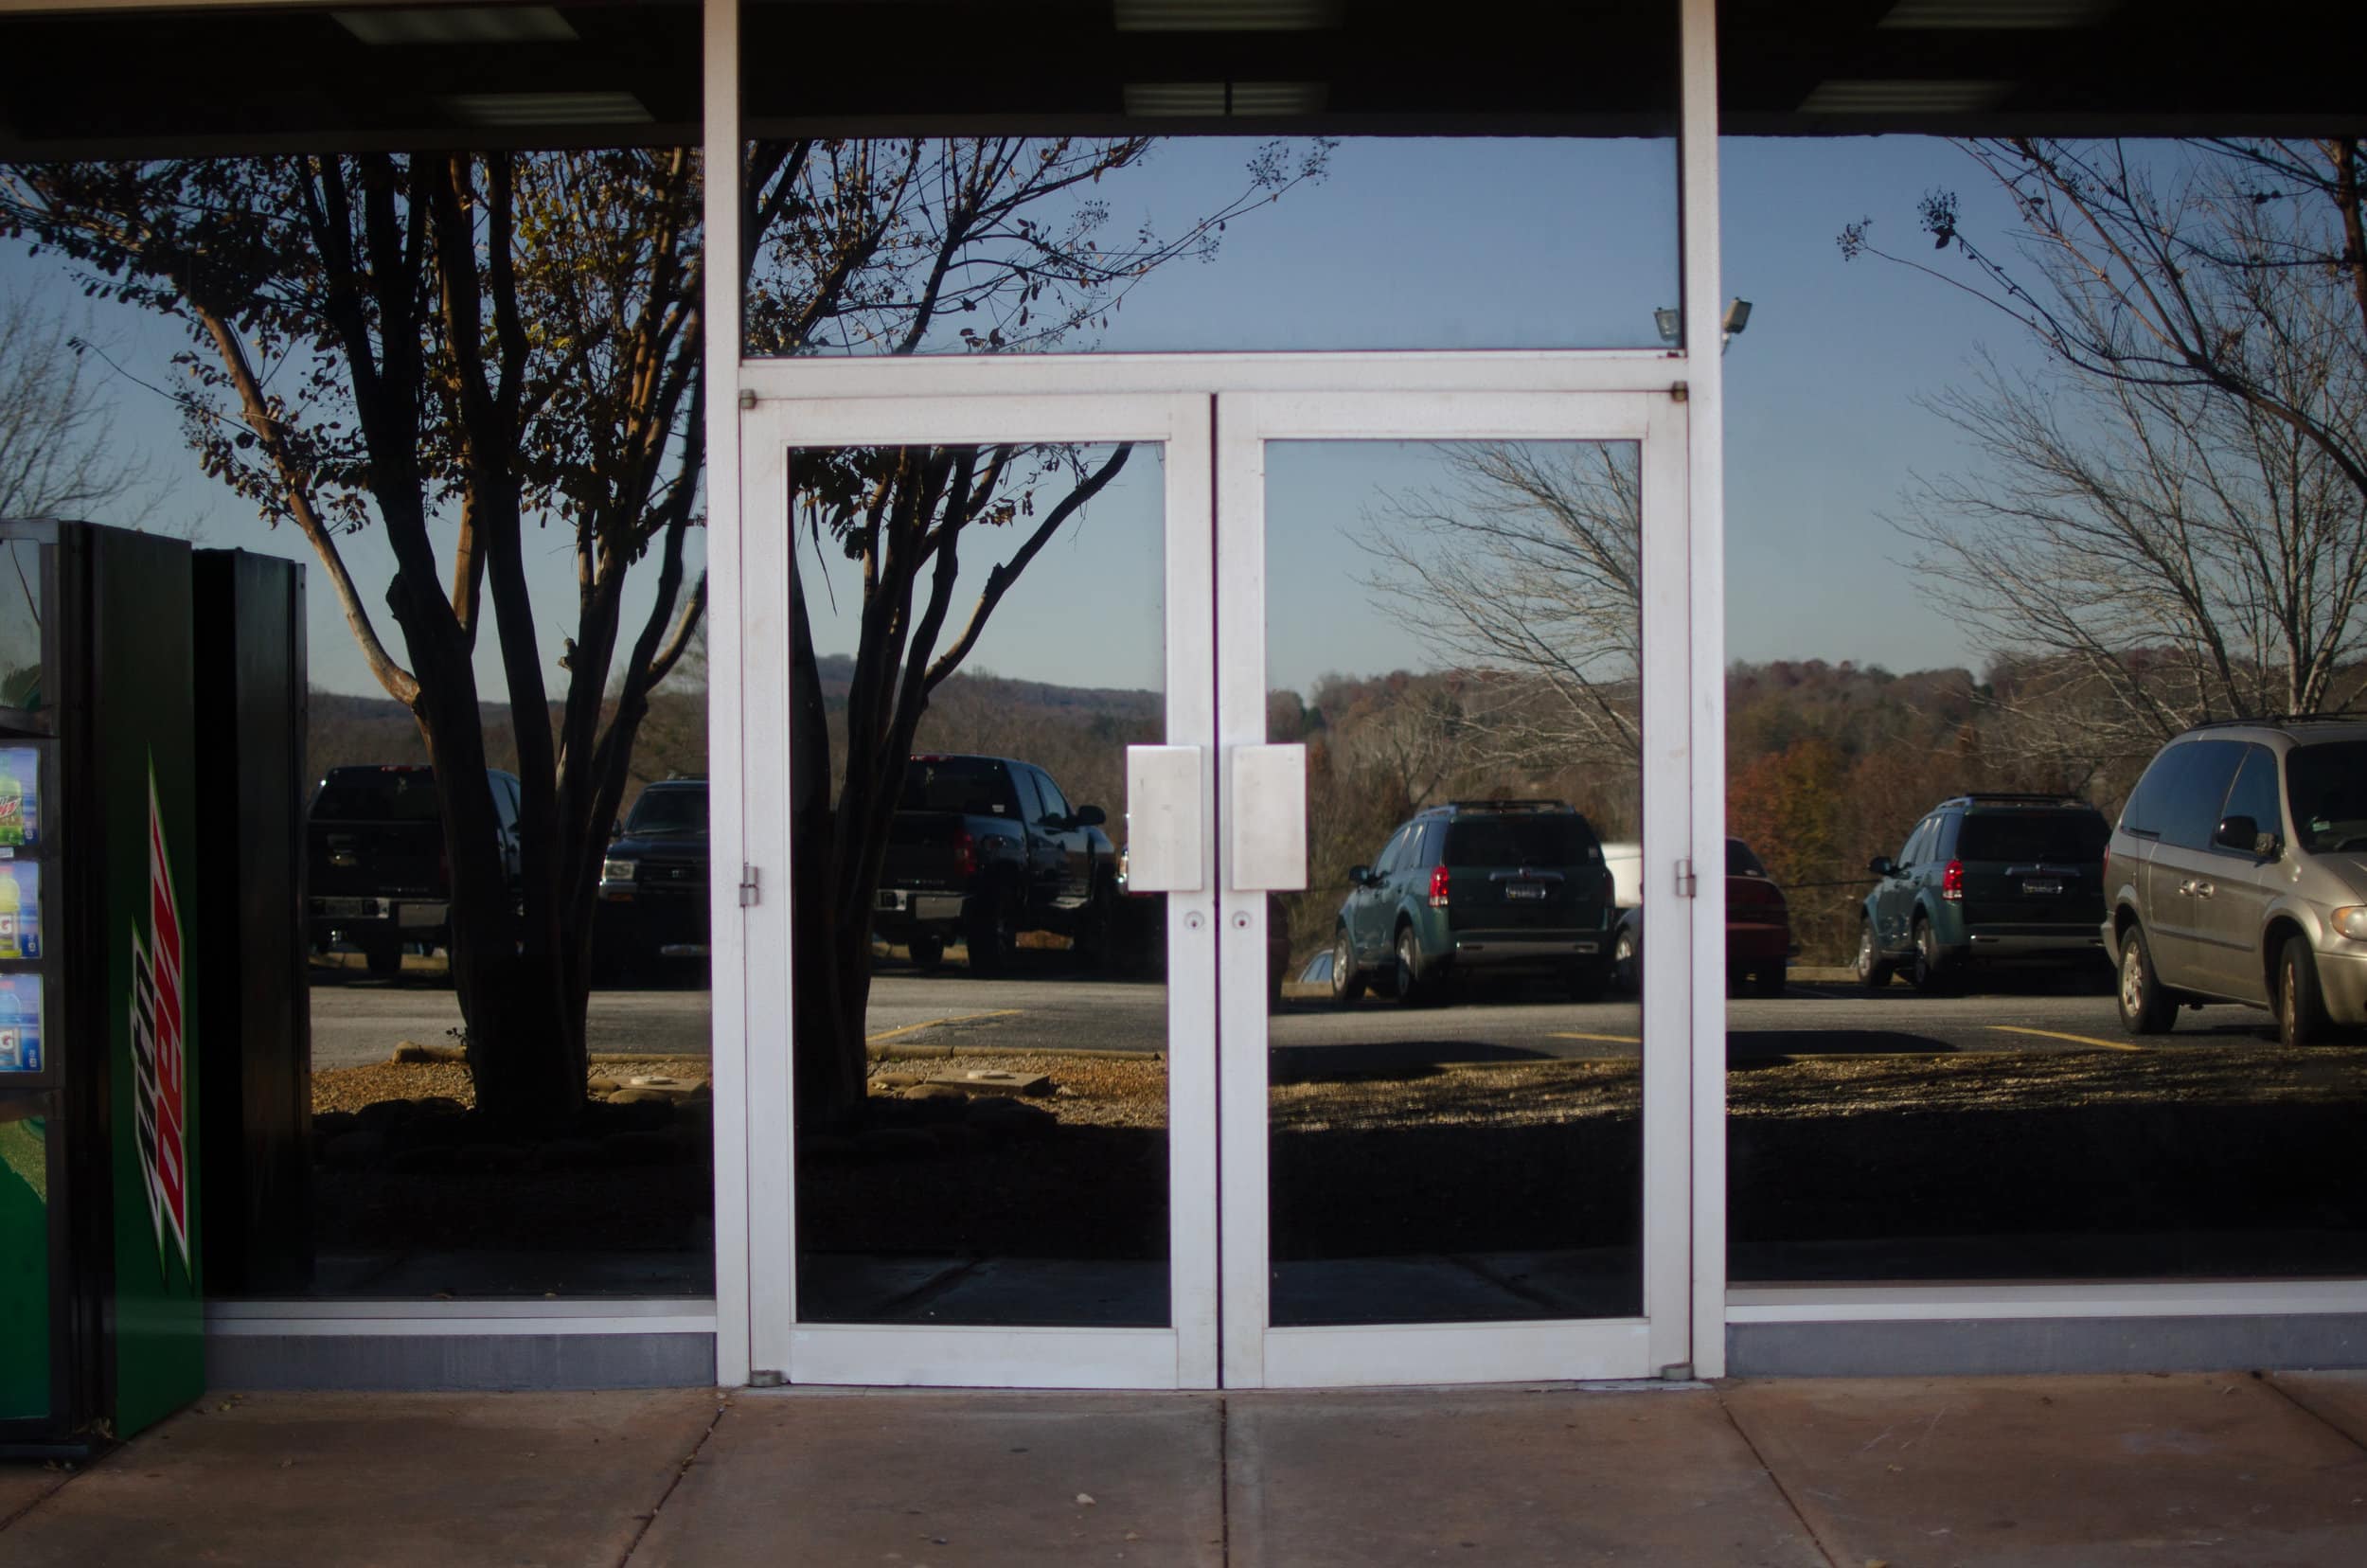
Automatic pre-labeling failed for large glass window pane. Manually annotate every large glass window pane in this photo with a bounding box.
[789,441,1173,1327]
[1724,134,2367,1288]
[1266,438,1642,1326]
[742,136,1677,356]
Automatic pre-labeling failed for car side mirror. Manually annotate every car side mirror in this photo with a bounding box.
[2215,814,2280,858]
[1867,856,1895,877]
[1349,864,1372,886]
[611,821,624,840]
[1074,804,1106,829]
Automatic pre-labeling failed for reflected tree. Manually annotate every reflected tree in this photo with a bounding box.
[743,137,1331,1125]
[4,151,706,1127]
[1359,441,1644,768]
[1842,138,2367,768]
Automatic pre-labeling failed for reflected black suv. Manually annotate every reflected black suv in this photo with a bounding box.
[1858,793,2110,991]
[596,776,710,976]
[1331,799,1615,1006]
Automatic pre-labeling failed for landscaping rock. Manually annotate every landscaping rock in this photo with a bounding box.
[853,1126,941,1159]
[606,1087,678,1108]
[353,1098,414,1131]
[926,1122,989,1153]
[927,1071,1052,1097]
[534,1138,603,1170]
[967,1097,1057,1139]
[413,1096,467,1118]
[320,1130,387,1171]
[599,1130,679,1166]
[384,1144,462,1174]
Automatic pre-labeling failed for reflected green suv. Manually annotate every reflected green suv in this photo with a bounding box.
[2105,719,2367,1044]
[1331,799,1615,1006]
[1858,793,2110,991]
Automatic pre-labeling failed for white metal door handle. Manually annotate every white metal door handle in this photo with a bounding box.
[1230,743,1308,892]
[1124,745,1203,893]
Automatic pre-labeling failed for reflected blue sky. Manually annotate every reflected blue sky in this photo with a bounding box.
[1,135,2043,696]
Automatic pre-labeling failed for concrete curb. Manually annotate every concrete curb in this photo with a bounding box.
[865,1042,1162,1061]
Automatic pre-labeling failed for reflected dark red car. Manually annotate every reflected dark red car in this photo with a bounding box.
[1611,837,1793,998]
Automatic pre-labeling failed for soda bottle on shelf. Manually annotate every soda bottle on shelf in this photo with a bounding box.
[0,765,22,848]
[0,978,22,1072]
[0,868,19,960]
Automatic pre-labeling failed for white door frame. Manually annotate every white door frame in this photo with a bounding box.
[1213,388,1694,1388]
[702,0,1735,1390]
[740,391,1219,1390]
[731,364,1695,1388]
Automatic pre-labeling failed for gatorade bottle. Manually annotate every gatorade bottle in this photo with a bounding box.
[0,979,20,1073]
[0,767,21,848]
[0,870,18,961]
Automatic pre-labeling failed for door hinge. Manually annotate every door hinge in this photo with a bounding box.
[737,388,757,410]
[739,864,761,907]
[1670,380,1689,402]
[1674,858,1698,898]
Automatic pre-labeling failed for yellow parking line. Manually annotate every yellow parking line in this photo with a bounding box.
[865,1009,1022,1045]
[1987,1025,2147,1054]
[1553,1031,1643,1045]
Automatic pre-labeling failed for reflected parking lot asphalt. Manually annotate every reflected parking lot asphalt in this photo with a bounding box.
[308,966,2309,1071]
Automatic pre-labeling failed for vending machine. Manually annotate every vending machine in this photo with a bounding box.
[0,518,200,1454]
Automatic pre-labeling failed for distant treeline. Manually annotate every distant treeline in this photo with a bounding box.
[311,651,2360,968]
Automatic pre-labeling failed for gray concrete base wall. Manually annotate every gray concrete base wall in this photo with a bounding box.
[1729,1314,2367,1377]
[206,1332,717,1391]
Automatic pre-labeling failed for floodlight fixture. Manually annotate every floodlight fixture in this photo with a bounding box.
[1653,307,1681,345]
[1723,298,1753,337]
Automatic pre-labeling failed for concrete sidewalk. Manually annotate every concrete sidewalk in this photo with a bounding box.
[6,1374,2366,1565]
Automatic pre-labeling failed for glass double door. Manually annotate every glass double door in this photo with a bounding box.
[754,375,1692,1388]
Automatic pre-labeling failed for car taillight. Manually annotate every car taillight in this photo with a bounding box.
[1941,859,1964,901]
[1429,864,1450,908]
[952,829,977,881]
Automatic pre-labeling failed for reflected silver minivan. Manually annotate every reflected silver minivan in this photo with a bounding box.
[2104,720,2367,1043]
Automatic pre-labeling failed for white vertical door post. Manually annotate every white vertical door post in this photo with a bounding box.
[1679,0,1730,1381]
[699,0,756,1389]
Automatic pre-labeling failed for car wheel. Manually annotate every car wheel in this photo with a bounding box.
[2277,935,2334,1047]
[1910,918,1952,993]
[1330,927,1366,1006]
[1073,879,1116,968]
[2115,923,2177,1036]
[1566,960,1610,1004]
[907,934,946,973]
[1856,919,1894,990]
[364,937,403,980]
[964,899,1016,975]
[1393,924,1430,1007]
[1612,927,1639,994]
[1752,961,1787,999]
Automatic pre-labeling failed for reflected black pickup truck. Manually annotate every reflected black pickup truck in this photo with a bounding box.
[874,754,1118,973]
[307,764,523,978]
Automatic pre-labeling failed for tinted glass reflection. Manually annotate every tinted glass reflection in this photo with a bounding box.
[1722,134,2367,1287]
[787,442,1175,1327]
[1266,439,1644,1326]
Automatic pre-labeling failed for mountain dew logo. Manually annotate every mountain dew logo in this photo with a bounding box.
[127,767,190,1276]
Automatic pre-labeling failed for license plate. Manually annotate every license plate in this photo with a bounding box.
[2021,881,2063,896]
[318,898,377,918]
[1505,883,1547,901]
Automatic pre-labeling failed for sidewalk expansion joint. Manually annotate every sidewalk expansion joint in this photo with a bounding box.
[1712,1390,1846,1568]
[2260,1369,2367,1457]
[616,1395,730,1567]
